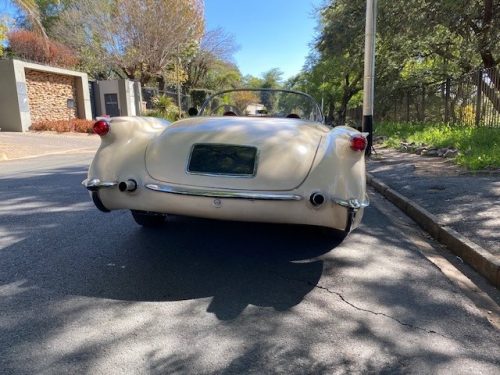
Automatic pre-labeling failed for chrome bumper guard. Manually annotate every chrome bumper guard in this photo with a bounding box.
[82,178,118,191]
[145,183,303,201]
[332,197,370,210]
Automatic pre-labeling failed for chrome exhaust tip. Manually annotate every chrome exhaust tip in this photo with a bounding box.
[119,179,137,192]
[310,192,325,207]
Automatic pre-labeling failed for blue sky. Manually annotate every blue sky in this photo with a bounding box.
[206,0,323,79]
[1,0,323,79]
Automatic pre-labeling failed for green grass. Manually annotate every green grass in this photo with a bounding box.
[374,122,500,170]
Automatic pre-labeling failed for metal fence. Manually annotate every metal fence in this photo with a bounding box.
[348,67,500,127]
[142,87,192,111]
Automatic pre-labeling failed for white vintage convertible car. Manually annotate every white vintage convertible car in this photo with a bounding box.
[83,89,368,235]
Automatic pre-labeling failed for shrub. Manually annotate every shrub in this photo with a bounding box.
[190,89,209,107]
[149,95,181,121]
[30,119,95,133]
[8,30,78,68]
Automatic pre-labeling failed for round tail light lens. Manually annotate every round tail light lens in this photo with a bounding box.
[93,120,110,136]
[350,135,367,151]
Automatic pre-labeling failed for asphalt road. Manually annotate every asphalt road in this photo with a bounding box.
[0,153,499,374]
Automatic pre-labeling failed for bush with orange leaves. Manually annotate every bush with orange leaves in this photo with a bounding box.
[30,119,95,133]
[8,30,78,68]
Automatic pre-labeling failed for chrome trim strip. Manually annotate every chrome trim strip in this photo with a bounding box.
[145,183,303,201]
[332,197,370,210]
[82,178,118,191]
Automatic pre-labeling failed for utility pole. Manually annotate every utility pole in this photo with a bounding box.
[177,45,182,119]
[321,74,325,116]
[362,0,377,156]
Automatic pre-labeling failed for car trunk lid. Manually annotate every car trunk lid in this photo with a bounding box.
[145,117,326,191]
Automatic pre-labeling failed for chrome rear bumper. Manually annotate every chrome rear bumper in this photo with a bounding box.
[82,179,369,209]
[145,183,303,201]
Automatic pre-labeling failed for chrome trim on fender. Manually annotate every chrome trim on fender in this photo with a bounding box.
[332,197,370,210]
[82,178,118,191]
[145,183,303,201]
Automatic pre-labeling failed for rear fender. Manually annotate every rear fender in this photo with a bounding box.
[305,126,367,202]
[88,117,169,183]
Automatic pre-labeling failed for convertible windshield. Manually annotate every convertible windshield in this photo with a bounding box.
[199,89,323,123]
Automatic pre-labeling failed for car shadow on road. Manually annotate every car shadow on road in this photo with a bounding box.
[0,166,349,320]
[76,216,347,320]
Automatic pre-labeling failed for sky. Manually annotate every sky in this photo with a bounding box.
[1,0,323,79]
[205,0,323,79]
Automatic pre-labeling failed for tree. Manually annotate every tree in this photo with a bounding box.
[15,0,71,35]
[52,0,204,82]
[184,28,240,91]
[242,75,264,89]
[308,0,366,124]
[259,68,283,112]
[11,0,47,37]
[306,0,499,123]
[0,21,6,57]
[232,90,260,113]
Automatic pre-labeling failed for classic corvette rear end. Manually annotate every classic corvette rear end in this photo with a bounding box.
[83,89,368,234]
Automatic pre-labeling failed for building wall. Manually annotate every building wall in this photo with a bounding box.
[25,69,77,123]
[0,59,92,132]
[95,79,142,117]
[0,60,24,132]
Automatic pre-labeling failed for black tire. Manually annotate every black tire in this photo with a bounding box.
[319,227,348,241]
[131,210,166,227]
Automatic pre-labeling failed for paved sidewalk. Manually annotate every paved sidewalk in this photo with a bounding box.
[367,146,499,269]
[0,131,99,160]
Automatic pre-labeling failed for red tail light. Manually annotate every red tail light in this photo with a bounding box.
[350,135,367,151]
[93,120,110,136]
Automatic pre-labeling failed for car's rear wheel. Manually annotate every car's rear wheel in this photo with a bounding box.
[319,227,348,241]
[131,210,166,227]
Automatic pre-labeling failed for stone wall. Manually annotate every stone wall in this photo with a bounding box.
[25,69,77,123]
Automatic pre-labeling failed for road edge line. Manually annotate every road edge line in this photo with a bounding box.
[367,173,500,288]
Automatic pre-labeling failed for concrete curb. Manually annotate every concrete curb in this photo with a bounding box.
[367,173,500,288]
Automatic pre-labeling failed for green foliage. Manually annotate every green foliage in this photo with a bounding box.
[243,75,264,89]
[203,61,241,91]
[297,0,498,124]
[260,68,283,89]
[0,21,6,57]
[149,95,181,121]
[190,89,210,108]
[375,122,500,170]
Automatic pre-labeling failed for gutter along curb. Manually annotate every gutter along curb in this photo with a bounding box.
[367,173,500,288]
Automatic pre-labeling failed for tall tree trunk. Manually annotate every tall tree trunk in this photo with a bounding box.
[327,97,335,125]
[158,76,166,92]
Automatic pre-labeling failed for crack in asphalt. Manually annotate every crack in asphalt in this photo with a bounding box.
[272,270,451,340]
[311,282,452,340]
